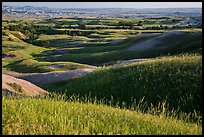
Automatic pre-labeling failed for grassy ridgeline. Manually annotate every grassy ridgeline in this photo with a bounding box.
[44,55,202,115]
[2,97,202,135]
[44,32,202,65]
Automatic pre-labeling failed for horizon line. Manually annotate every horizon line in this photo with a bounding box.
[3,5,202,9]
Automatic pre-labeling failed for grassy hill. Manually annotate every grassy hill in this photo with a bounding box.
[43,55,202,118]
[2,31,91,73]
[2,96,202,135]
[43,32,202,65]
[2,16,202,135]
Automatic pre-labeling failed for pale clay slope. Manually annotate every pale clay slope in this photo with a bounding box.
[2,74,48,96]
[3,68,95,86]
[127,31,187,51]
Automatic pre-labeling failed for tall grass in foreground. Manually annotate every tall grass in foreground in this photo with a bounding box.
[2,95,202,135]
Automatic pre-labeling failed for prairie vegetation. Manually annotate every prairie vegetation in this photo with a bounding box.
[43,55,202,120]
[2,95,202,135]
[2,15,202,135]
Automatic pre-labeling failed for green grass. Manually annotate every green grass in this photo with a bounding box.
[43,55,202,117]
[4,59,90,73]
[43,32,201,65]
[2,96,202,135]
[38,35,160,64]
[32,34,92,48]
[2,16,202,135]
[2,33,91,73]
[37,34,158,55]
[8,83,23,93]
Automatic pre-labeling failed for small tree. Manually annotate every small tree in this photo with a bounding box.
[42,41,50,47]
[129,23,134,30]
[64,30,68,35]
[137,21,143,26]
[118,21,125,29]
[164,26,168,30]
[78,21,86,30]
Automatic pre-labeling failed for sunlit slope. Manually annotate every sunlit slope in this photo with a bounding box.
[2,97,202,135]
[44,55,202,115]
[2,31,92,73]
[45,31,202,65]
[2,74,48,96]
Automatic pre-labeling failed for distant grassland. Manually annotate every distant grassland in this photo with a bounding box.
[2,96,202,135]
[44,32,201,65]
[44,55,202,116]
[3,17,201,69]
[2,31,91,73]
[1,33,91,73]
[4,59,89,73]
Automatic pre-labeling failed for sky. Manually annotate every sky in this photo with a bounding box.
[2,2,202,9]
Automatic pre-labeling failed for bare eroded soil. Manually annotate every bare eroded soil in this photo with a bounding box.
[2,74,48,96]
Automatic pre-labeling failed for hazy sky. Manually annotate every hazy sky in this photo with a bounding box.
[3,2,202,9]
